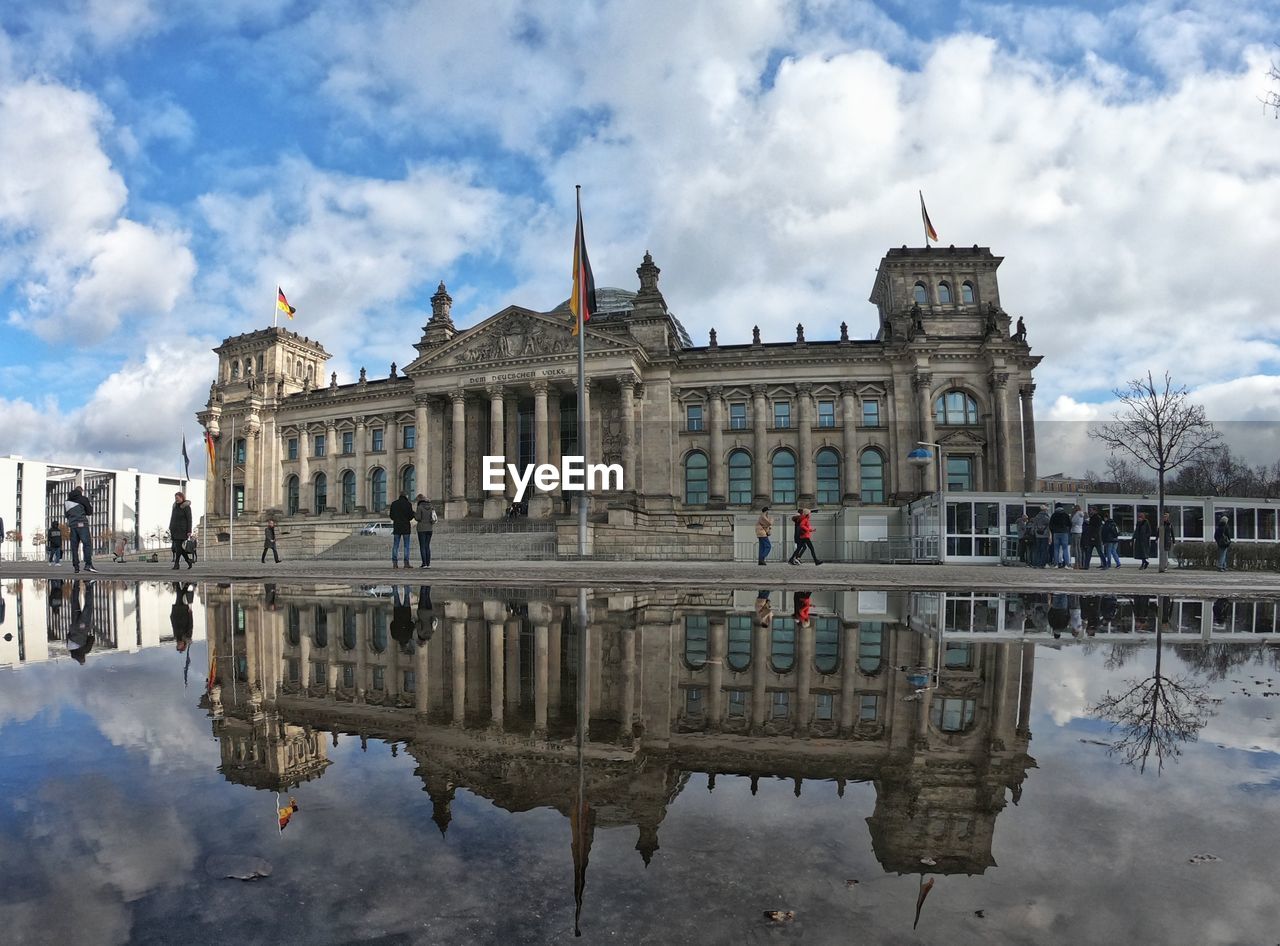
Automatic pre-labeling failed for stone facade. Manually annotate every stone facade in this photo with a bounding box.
[197,246,1040,548]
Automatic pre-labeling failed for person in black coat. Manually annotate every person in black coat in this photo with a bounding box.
[1133,512,1152,569]
[169,492,194,570]
[388,492,415,568]
[170,582,194,652]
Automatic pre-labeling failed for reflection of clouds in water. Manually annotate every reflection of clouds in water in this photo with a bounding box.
[2,775,198,945]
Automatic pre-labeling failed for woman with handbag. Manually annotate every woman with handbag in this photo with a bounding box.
[169,492,195,570]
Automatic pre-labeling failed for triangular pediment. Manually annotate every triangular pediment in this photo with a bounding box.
[938,428,986,447]
[405,307,638,374]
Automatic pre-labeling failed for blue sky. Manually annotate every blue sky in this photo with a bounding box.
[1,0,1279,474]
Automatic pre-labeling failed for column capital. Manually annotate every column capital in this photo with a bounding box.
[707,384,724,400]
[840,380,858,396]
[449,389,467,405]
[912,371,933,391]
[989,371,1010,389]
[1019,382,1036,399]
[794,382,812,396]
[354,414,368,428]
[616,372,637,390]
[414,393,434,408]
[324,418,337,431]
[531,379,549,395]
[751,383,768,398]
[485,384,504,400]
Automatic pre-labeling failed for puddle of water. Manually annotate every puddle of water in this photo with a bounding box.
[1,580,1279,944]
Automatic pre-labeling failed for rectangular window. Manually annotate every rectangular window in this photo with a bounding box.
[729,402,748,429]
[234,485,245,514]
[815,693,834,721]
[234,439,247,464]
[946,456,973,491]
[773,401,791,428]
[314,434,326,457]
[727,689,747,717]
[771,691,790,719]
[403,425,416,449]
[684,687,703,715]
[342,431,354,455]
[287,658,300,683]
[287,438,299,460]
[686,404,704,431]
[403,670,416,693]
[560,401,578,456]
[372,428,385,452]
[372,667,385,691]
[859,694,879,721]
[342,664,355,689]
[817,400,836,428]
[862,399,880,427]
[311,662,325,686]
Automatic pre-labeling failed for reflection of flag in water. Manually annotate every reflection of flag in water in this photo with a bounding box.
[206,634,218,693]
[278,795,299,832]
[570,782,594,936]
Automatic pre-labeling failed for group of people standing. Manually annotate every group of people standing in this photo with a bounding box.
[1018,505,1184,571]
[388,493,437,568]
[754,506,823,566]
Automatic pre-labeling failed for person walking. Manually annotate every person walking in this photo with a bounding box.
[414,494,436,568]
[1133,511,1152,570]
[261,518,280,564]
[1083,507,1104,569]
[755,506,773,565]
[1049,504,1072,568]
[389,491,415,568]
[169,492,194,570]
[1015,512,1031,565]
[788,508,822,565]
[1070,505,1085,569]
[47,520,64,565]
[64,485,97,574]
[1161,511,1176,566]
[1213,514,1233,571]
[1101,512,1121,568]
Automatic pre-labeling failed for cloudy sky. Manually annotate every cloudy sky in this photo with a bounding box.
[1,0,1279,476]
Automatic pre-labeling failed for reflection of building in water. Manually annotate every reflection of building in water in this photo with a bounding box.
[203,585,1035,877]
[0,579,208,668]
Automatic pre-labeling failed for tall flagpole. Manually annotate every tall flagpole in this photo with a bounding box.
[273,286,279,329]
[229,414,236,561]
[576,186,588,558]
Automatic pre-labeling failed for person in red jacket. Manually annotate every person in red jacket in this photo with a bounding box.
[788,507,822,565]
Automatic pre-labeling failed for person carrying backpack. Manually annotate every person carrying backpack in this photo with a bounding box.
[1214,515,1233,572]
[414,494,437,568]
[65,485,98,574]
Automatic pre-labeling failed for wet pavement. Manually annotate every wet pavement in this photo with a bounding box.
[2,579,1279,944]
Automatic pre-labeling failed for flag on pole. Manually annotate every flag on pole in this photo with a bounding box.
[204,431,216,472]
[569,190,596,337]
[182,434,190,481]
[276,287,296,319]
[919,191,938,244]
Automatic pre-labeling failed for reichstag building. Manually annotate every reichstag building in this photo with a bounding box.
[198,246,1040,556]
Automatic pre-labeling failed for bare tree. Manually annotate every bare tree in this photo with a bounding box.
[1090,371,1221,572]
[1090,616,1215,774]
[1267,56,1280,117]
[1104,456,1155,494]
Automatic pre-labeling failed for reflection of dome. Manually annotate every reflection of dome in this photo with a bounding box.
[549,287,693,349]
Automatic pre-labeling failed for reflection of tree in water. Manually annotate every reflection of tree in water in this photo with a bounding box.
[1172,641,1280,682]
[1090,605,1215,774]
[1104,641,1145,672]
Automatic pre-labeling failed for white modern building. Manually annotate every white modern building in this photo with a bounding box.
[0,455,206,561]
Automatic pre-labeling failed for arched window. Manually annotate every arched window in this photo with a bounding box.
[938,282,952,304]
[814,616,840,674]
[930,697,977,733]
[857,622,885,674]
[341,470,356,513]
[961,281,976,304]
[913,282,928,305]
[230,360,241,380]
[295,359,303,378]
[816,448,841,504]
[285,475,300,515]
[727,449,753,504]
[306,363,314,379]
[401,465,415,499]
[341,609,357,651]
[859,449,885,504]
[684,615,708,669]
[286,606,301,646]
[770,617,796,673]
[771,449,796,505]
[370,468,387,511]
[935,389,979,425]
[684,451,709,505]
[371,612,388,653]
[313,607,328,648]
[727,616,752,671]
[313,472,327,513]
[244,358,253,375]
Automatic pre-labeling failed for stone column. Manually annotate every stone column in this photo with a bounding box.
[448,391,467,517]
[548,616,563,720]
[707,616,726,730]
[355,610,369,702]
[796,383,815,506]
[1020,383,1037,490]
[529,381,552,517]
[325,421,338,512]
[354,416,368,512]
[415,626,431,715]
[750,618,769,733]
[840,382,859,502]
[989,372,1010,491]
[708,385,726,507]
[504,616,520,713]
[752,384,771,505]
[1016,641,1035,738]
[618,374,637,494]
[487,608,505,729]
[484,386,507,518]
[297,429,311,514]
[913,373,937,492]
[534,622,549,737]
[414,395,431,500]
[795,618,813,734]
[450,616,466,726]
[839,622,859,735]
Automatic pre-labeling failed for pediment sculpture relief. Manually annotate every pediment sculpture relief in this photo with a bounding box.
[455,315,577,365]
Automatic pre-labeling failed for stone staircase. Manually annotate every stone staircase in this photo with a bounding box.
[317,519,560,561]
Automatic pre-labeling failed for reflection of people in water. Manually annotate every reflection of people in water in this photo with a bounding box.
[66,580,96,665]
[1047,593,1070,638]
[755,590,773,627]
[391,586,414,652]
[415,586,436,642]
[277,795,299,831]
[171,583,194,652]
[792,591,812,626]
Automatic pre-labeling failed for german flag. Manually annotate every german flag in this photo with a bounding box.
[204,430,216,472]
[919,191,938,244]
[276,287,296,319]
[569,189,596,337]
